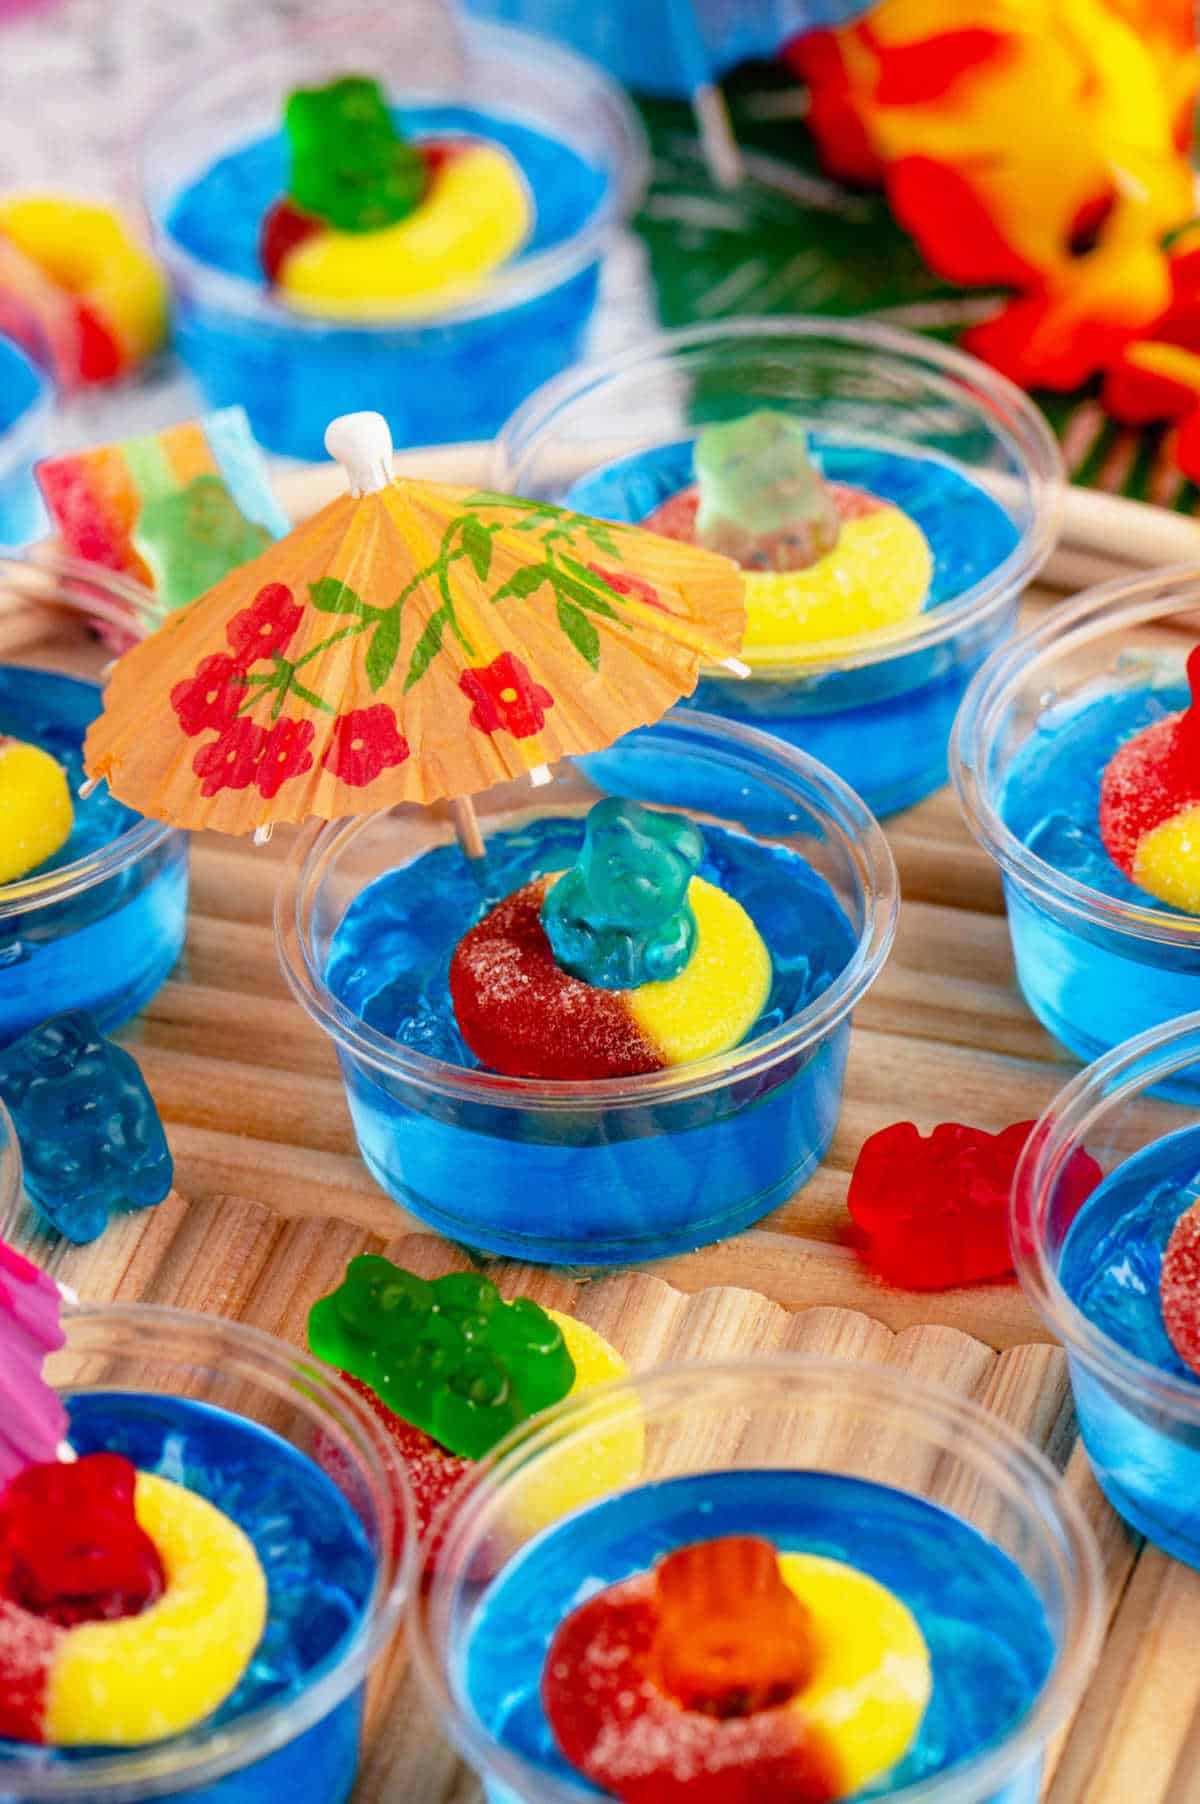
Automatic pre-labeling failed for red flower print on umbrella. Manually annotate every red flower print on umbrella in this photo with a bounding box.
[193,718,268,797]
[170,653,245,737]
[257,717,315,799]
[460,652,554,740]
[321,704,410,788]
[226,582,304,666]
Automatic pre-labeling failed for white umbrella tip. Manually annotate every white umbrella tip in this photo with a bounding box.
[325,412,395,496]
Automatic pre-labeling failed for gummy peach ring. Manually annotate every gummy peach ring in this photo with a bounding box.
[44,1471,267,1746]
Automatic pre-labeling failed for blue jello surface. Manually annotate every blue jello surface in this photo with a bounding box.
[995,678,1200,1079]
[565,437,1020,613]
[0,668,188,1043]
[463,1469,1054,1801]
[1,1393,376,1804]
[0,337,47,548]
[1057,1128,1200,1564]
[327,815,855,1069]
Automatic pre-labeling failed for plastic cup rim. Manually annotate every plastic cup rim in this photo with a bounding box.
[0,1298,418,1799]
[951,561,1200,949]
[273,706,899,1110]
[493,313,1064,674]
[1012,1006,1200,1423]
[409,1351,1106,1804]
[137,11,650,333]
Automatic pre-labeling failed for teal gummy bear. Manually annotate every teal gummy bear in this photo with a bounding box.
[693,410,841,572]
[307,1257,575,1460]
[540,798,703,991]
[285,75,426,234]
[134,475,272,613]
[0,1011,172,1245]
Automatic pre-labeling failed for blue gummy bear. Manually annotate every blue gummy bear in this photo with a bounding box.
[540,798,703,990]
[0,1011,173,1244]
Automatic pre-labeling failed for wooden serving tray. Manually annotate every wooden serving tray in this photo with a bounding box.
[6,464,1200,1800]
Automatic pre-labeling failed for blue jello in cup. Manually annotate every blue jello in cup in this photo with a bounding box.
[140,14,646,461]
[0,339,50,549]
[412,1357,1103,1804]
[0,1302,414,1804]
[954,568,1200,1090]
[0,557,188,1044]
[495,319,1061,819]
[276,711,896,1266]
[1014,1013,1200,1567]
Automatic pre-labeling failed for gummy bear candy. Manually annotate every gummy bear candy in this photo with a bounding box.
[1100,645,1200,914]
[0,1012,173,1244]
[847,1119,1101,1290]
[307,1258,576,1460]
[0,737,72,885]
[541,798,704,989]
[1161,1198,1200,1377]
[693,412,842,574]
[285,76,426,233]
[0,1454,165,1628]
[133,475,272,614]
[652,1537,816,1718]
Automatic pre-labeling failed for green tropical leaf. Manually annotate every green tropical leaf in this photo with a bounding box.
[309,576,372,616]
[461,517,494,581]
[585,522,621,556]
[556,596,600,669]
[555,574,619,619]
[366,608,403,691]
[558,559,621,615]
[464,490,541,510]
[404,607,447,691]
[493,563,551,602]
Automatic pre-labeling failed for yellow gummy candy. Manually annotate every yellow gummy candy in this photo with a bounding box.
[743,506,932,661]
[0,194,167,366]
[626,875,772,1067]
[779,1552,932,1794]
[1133,804,1200,915]
[0,738,73,885]
[45,1472,268,1747]
[280,143,531,319]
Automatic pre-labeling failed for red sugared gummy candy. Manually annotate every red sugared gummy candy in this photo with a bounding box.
[0,1453,165,1628]
[342,1373,471,1561]
[258,198,323,284]
[1161,1199,1200,1378]
[847,1119,1101,1290]
[543,1536,841,1804]
[1100,645,1200,878]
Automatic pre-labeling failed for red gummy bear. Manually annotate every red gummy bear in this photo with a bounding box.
[1161,1199,1200,1378]
[848,1120,1101,1290]
[0,1453,165,1627]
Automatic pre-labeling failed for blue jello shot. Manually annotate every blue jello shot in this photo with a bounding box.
[495,319,1061,819]
[0,338,50,548]
[276,711,897,1266]
[0,1302,414,1804]
[0,644,187,1045]
[140,16,646,461]
[954,568,1200,1088]
[1014,1012,1200,1568]
[412,1357,1103,1804]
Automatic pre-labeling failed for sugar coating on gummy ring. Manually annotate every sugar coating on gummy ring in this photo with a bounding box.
[1161,1198,1200,1377]
[1100,647,1200,914]
[0,1471,267,1746]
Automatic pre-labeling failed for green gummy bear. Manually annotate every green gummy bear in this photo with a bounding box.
[307,1256,576,1460]
[285,75,426,233]
[693,410,841,572]
[541,797,703,991]
[133,475,272,612]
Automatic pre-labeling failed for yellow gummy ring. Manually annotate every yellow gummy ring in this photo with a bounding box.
[0,738,73,885]
[625,875,772,1067]
[0,194,167,366]
[45,1472,268,1747]
[779,1552,932,1793]
[1132,804,1200,915]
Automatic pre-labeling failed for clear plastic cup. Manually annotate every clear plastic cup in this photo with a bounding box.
[139,12,648,461]
[1014,1012,1200,1565]
[0,1300,415,1803]
[0,1093,23,1219]
[494,317,1062,819]
[0,552,188,1042]
[412,1356,1104,1804]
[953,567,1200,1086]
[276,710,897,1265]
[0,338,50,549]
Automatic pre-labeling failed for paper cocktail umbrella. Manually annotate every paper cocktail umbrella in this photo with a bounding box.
[84,413,746,840]
[0,1238,68,1490]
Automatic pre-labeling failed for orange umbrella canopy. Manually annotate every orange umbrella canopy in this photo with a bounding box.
[84,435,745,837]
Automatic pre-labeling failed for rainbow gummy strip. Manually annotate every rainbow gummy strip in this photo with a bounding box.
[36,407,289,598]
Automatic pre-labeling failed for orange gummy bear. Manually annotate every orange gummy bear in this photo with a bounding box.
[651,1535,816,1718]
